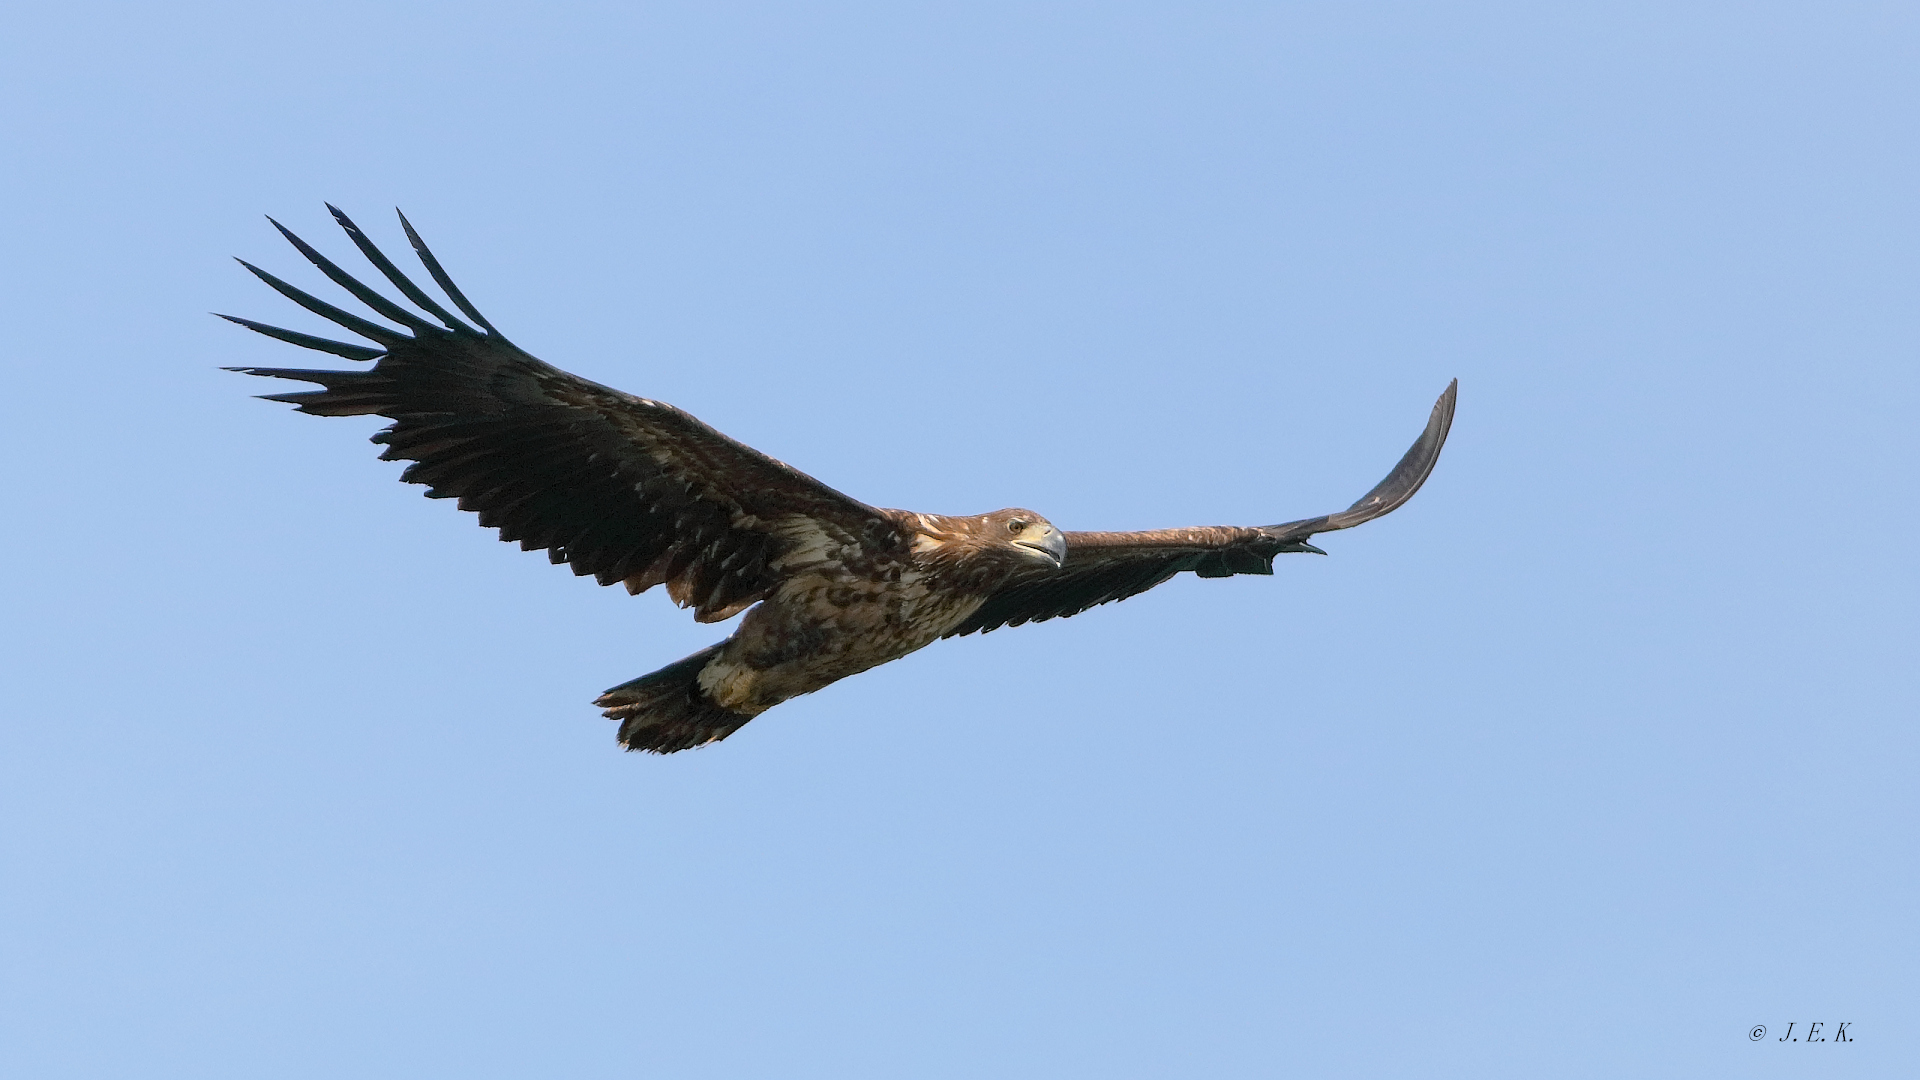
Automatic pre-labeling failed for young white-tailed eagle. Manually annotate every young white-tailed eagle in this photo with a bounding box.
[227,208,1456,753]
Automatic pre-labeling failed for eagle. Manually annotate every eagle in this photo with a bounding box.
[227,207,1456,753]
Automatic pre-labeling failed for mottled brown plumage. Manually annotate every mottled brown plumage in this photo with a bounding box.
[228,208,1456,752]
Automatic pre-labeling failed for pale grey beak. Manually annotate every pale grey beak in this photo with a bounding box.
[1014,527,1067,568]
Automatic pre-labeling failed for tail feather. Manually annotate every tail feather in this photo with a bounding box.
[596,643,755,753]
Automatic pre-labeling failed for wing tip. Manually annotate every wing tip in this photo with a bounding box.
[1434,377,1458,428]
[1260,377,1458,543]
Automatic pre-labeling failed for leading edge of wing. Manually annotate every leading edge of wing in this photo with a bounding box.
[1261,379,1456,546]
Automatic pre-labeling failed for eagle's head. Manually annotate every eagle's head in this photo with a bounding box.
[983,508,1067,569]
[908,507,1067,585]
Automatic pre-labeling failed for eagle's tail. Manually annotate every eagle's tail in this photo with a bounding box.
[596,643,755,753]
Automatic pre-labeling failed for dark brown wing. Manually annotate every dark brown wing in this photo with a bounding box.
[945,380,1456,636]
[225,206,905,623]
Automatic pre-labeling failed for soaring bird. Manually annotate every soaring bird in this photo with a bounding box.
[227,208,1456,753]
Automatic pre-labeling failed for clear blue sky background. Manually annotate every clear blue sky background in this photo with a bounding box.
[2,2,1914,1077]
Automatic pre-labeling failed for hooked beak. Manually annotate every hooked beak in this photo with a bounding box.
[1013,526,1067,568]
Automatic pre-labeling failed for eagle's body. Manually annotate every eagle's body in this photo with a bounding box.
[228,208,1455,752]
[643,508,1060,744]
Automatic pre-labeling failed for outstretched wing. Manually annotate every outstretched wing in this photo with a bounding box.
[226,206,906,623]
[944,380,1456,636]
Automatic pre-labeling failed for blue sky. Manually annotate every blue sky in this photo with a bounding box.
[2,2,1915,1076]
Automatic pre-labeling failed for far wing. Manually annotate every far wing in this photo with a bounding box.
[227,206,906,623]
[944,380,1455,636]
